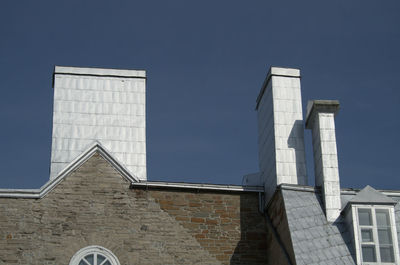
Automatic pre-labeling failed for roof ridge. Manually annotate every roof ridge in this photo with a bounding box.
[348,185,396,204]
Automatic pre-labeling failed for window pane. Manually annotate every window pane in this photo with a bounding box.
[79,261,87,265]
[103,261,111,265]
[358,209,372,226]
[97,255,106,264]
[380,246,395,262]
[362,245,377,262]
[376,209,390,227]
[84,255,94,265]
[361,229,373,242]
[378,228,393,245]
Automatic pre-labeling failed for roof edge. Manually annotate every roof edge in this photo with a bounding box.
[130,181,264,192]
[280,184,400,197]
[0,141,140,199]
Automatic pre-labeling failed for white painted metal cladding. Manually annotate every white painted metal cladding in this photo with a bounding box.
[50,66,146,181]
[306,100,341,222]
[256,67,308,200]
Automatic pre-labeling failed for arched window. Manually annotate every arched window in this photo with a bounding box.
[69,246,120,265]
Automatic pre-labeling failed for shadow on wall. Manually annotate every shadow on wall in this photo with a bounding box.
[288,120,307,185]
[230,195,269,265]
[312,192,357,264]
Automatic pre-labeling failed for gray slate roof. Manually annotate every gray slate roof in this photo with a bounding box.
[282,189,356,265]
[282,186,400,265]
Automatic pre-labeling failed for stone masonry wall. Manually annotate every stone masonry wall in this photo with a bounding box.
[149,189,268,264]
[0,152,280,264]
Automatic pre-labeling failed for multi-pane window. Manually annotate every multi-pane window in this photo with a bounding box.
[78,253,112,265]
[69,246,120,265]
[357,207,397,263]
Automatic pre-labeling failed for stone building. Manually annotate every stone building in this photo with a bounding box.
[0,66,399,265]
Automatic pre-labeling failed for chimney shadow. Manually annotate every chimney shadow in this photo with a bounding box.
[334,219,357,263]
[287,120,307,185]
[313,192,357,264]
[230,194,269,265]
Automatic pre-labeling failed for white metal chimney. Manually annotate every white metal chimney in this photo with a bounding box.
[256,67,308,200]
[50,66,146,181]
[305,100,340,222]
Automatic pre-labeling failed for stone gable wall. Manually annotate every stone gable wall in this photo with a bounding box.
[0,153,282,264]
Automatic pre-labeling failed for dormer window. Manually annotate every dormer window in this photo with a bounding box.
[344,185,400,265]
[355,206,397,263]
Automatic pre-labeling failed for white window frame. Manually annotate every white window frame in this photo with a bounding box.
[69,245,120,265]
[352,205,400,265]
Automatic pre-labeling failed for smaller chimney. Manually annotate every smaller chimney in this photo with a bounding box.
[305,100,340,222]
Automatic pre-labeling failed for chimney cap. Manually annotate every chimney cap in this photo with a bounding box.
[54,66,146,78]
[305,100,340,129]
[256,66,300,109]
[269,67,300,78]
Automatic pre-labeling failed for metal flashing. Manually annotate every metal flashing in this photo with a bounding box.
[279,183,318,193]
[130,181,264,192]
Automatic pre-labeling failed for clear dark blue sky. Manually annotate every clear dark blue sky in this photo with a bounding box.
[1,0,399,190]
